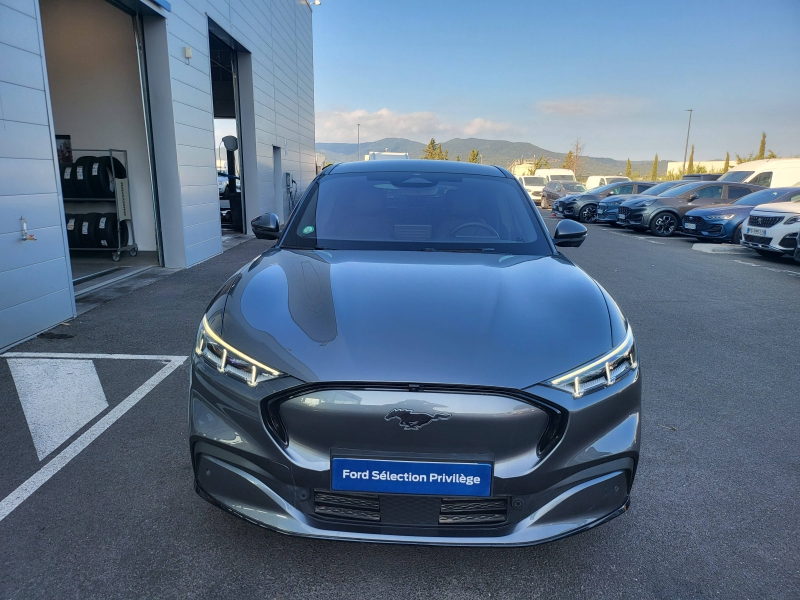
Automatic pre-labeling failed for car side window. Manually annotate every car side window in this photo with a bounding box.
[727,186,753,199]
[616,184,634,195]
[696,185,723,199]
[749,172,772,187]
[634,184,652,193]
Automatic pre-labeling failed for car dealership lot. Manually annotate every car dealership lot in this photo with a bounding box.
[0,229,797,598]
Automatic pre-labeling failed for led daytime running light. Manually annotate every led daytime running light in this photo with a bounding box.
[198,316,281,377]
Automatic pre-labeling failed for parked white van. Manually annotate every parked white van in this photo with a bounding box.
[516,175,547,204]
[535,168,576,182]
[585,175,630,190]
[718,158,800,188]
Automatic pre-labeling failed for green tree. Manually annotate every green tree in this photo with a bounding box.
[756,132,766,160]
[467,149,480,163]
[625,158,632,178]
[650,154,659,180]
[455,155,461,161]
[687,145,695,174]
[562,151,574,170]
[723,152,730,173]
[524,156,550,175]
[421,138,448,160]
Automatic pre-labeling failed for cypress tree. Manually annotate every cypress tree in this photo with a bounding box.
[650,154,659,180]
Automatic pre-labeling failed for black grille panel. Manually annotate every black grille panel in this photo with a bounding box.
[313,492,509,527]
[743,234,772,245]
[683,215,704,224]
[748,215,782,227]
[619,206,631,217]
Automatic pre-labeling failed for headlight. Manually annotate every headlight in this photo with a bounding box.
[706,214,736,220]
[548,326,637,398]
[640,199,657,207]
[195,316,283,386]
[785,216,799,225]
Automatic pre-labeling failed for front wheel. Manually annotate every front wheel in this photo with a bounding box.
[730,224,742,244]
[578,204,597,223]
[650,212,678,237]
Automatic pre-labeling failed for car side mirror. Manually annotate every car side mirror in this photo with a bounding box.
[687,193,698,201]
[251,212,280,240]
[553,220,587,248]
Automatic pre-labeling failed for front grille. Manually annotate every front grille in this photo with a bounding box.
[748,215,783,228]
[743,234,772,245]
[313,492,508,527]
[619,206,631,217]
[683,215,704,224]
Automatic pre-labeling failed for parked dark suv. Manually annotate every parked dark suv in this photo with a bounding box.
[617,181,764,237]
[596,181,687,225]
[539,180,587,210]
[554,181,656,223]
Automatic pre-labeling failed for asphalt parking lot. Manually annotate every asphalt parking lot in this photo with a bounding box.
[1,214,798,599]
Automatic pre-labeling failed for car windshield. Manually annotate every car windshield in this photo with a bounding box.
[606,177,629,184]
[657,182,703,197]
[522,176,546,185]
[731,188,786,205]
[283,171,551,255]
[563,182,586,192]
[717,171,753,182]
[643,181,682,195]
[549,175,575,181]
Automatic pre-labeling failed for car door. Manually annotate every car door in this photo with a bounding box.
[682,184,724,214]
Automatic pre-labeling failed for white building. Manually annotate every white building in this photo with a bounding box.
[0,0,316,350]
[365,152,409,161]
[666,160,728,176]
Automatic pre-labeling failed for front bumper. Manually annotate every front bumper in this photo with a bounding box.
[681,215,736,239]
[741,222,798,255]
[617,207,649,227]
[189,355,641,546]
[596,205,620,223]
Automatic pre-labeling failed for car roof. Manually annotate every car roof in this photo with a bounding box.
[328,159,507,177]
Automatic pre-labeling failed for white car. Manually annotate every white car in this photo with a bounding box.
[517,175,547,204]
[741,192,800,258]
[585,175,630,190]
[719,158,800,188]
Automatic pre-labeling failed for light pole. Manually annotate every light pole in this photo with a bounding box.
[681,109,693,175]
[357,123,360,162]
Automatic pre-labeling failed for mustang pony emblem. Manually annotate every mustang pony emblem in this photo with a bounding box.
[384,408,451,431]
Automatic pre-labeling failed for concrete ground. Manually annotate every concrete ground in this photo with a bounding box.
[0,213,798,599]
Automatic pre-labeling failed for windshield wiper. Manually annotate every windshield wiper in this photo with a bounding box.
[421,247,495,253]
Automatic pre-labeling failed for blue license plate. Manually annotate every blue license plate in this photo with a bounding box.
[331,458,492,497]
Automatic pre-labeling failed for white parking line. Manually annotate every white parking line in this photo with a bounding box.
[601,229,666,245]
[732,259,800,278]
[0,353,187,523]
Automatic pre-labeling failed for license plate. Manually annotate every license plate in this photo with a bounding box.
[747,227,767,236]
[684,223,697,230]
[331,458,492,497]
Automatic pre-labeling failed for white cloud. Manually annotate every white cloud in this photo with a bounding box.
[537,96,648,117]
[315,108,513,142]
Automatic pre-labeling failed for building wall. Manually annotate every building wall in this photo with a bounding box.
[0,0,75,351]
[160,0,315,266]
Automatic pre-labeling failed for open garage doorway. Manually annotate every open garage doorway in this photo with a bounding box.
[209,33,246,235]
[40,0,161,293]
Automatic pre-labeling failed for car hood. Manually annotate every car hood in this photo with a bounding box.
[750,201,800,215]
[221,249,618,389]
[686,204,748,216]
[599,194,648,206]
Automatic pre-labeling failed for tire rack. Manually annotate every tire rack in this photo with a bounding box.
[62,149,138,262]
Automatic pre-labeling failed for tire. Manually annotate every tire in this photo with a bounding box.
[731,224,743,244]
[578,204,598,223]
[95,212,118,248]
[65,213,79,248]
[71,156,97,199]
[60,163,76,199]
[755,249,781,259]
[794,247,800,264]
[650,212,678,237]
[77,213,101,248]
[89,157,127,198]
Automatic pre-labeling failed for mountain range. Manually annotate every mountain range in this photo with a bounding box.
[316,138,673,177]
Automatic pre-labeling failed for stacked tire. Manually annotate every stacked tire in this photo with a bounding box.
[64,212,127,249]
[59,156,127,200]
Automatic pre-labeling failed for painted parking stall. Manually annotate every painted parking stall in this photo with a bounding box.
[332,458,492,496]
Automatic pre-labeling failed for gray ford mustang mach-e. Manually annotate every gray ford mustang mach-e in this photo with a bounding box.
[190,160,641,546]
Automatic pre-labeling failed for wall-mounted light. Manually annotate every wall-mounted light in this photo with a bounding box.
[184,46,193,63]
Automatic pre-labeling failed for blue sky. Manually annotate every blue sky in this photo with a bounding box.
[312,0,800,160]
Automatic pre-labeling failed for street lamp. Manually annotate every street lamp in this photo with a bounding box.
[357,123,360,162]
[681,109,693,176]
